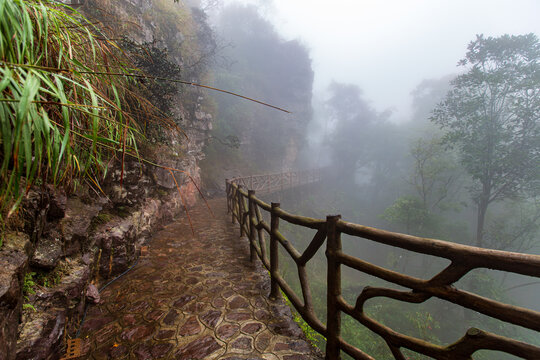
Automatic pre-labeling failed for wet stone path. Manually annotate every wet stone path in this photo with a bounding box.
[79,199,322,360]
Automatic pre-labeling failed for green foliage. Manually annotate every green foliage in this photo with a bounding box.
[381,136,464,239]
[281,290,326,349]
[326,82,384,180]
[323,82,409,227]
[37,274,54,288]
[277,194,446,359]
[23,271,36,298]
[410,137,460,211]
[22,303,36,312]
[121,39,182,116]
[339,310,391,359]
[0,0,152,224]
[381,196,428,234]
[267,30,539,360]
[292,306,326,348]
[35,262,68,288]
[483,200,540,252]
[143,0,215,81]
[410,75,453,126]
[431,33,540,246]
[88,211,113,233]
[95,212,112,224]
[340,284,443,359]
[404,311,440,344]
[276,186,537,359]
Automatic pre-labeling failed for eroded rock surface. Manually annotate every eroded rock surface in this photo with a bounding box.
[14,190,184,360]
[30,231,63,269]
[80,199,322,359]
[60,197,101,257]
[16,258,90,360]
[0,232,30,360]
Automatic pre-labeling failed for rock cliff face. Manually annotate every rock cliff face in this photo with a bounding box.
[0,233,30,359]
[200,4,313,187]
[0,1,215,359]
[13,185,185,360]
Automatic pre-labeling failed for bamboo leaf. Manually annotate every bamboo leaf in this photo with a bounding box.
[17,73,40,121]
[22,121,32,178]
[0,105,12,173]
[0,67,11,92]
[0,0,188,220]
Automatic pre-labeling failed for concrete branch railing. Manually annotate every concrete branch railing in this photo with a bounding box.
[229,168,322,195]
[226,175,540,360]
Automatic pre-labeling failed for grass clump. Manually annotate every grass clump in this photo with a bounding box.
[36,271,60,288]
[22,303,36,312]
[95,212,112,224]
[22,271,37,312]
[22,271,37,299]
[35,260,69,288]
[281,290,326,350]
[0,0,156,223]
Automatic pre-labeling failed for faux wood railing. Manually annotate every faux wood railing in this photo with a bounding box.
[226,175,540,360]
[230,168,322,195]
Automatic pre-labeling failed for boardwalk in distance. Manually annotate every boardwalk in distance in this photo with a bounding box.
[79,199,322,360]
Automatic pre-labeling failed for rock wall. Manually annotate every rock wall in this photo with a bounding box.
[13,182,184,360]
[0,233,30,360]
[0,1,216,359]
[200,4,313,188]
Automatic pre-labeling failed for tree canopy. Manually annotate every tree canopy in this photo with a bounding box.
[431,33,540,246]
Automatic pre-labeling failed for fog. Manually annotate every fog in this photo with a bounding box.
[220,0,540,121]
[198,1,540,358]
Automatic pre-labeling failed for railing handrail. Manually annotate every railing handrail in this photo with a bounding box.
[229,168,321,181]
[225,176,540,360]
[228,168,323,195]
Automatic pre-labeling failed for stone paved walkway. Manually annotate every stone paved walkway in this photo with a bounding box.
[79,199,322,360]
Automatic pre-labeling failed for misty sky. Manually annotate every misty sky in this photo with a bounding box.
[221,0,540,121]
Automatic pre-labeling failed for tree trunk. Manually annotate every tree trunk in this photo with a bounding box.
[476,180,491,248]
[476,198,488,248]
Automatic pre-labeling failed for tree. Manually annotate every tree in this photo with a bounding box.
[326,82,399,181]
[410,137,461,214]
[382,137,461,239]
[484,200,540,252]
[431,34,540,247]
[410,75,454,124]
[382,196,428,235]
[200,3,314,183]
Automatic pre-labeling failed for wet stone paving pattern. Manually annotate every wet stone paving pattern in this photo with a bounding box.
[79,199,322,360]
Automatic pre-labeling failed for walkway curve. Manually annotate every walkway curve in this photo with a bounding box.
[79,198,322,360]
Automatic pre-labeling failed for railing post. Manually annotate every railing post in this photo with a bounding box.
[270,202,281,300]
[238,185,245,236]
[248,190,257,263]
[326,214,342,360]
[226,180,230,214]
[231,185,236,224]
